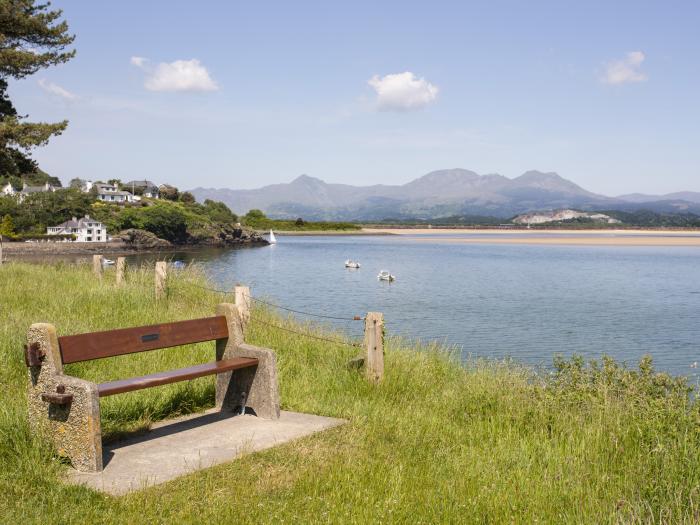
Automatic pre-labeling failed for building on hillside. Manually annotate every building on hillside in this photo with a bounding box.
[94,182,134,203]
[2,181,58,202]
[18,182,57,202]
[47,215,108,242]
[125,180,159,199]
[1,182,16,196]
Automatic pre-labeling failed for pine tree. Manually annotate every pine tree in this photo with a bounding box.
[0,1,75,177]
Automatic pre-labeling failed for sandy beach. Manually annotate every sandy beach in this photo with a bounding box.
[362,228,700,246]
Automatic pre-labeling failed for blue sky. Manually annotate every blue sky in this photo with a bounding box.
[11,1,700,195]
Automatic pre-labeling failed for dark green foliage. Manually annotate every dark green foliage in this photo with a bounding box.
[245,208,265,221]
[0,212,14,237]
[139,203,188,242]
[0,0,76,79]
[605,209,700,228]
[91,202,188,243]
[88,198,243,243]
[179,191,195,203]
[242,208,359,231]
[0,188,91,234]
[202,199,237,223]
[0,1,74,177]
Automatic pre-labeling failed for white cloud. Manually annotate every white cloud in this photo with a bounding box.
[37,78,78,101]
[131,57,219,92]
[130,56,147,67]
[368,72,438,111]
[602,51,648,85]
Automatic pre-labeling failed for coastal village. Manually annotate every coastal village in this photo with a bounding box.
[2,179,162,242]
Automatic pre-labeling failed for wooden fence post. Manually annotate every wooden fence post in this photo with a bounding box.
[92,255,103,279]
[115,257,126,286]
[364,312,384,383]
[155,261,167,299]
[234,284,251,329]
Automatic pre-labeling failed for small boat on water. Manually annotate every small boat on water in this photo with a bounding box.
[377,270,395,282]
[268,230,277,244]
[171,260,186,269]
[345,259,361,269]
[102,258,115,266]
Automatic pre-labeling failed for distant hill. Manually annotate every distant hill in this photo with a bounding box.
[616,191,700,204]
[190,169,700,221]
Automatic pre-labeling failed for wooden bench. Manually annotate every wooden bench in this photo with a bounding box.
[25,302,280,472]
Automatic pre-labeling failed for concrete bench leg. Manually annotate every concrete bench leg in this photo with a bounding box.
[215,304,281,420]
[26,323,103,472]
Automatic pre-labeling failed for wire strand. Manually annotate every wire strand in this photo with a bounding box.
[250,314,362,348]
[245,294,362,321]
[182,282,363,321]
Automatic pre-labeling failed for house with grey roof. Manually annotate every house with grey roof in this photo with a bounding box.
[94,183,134,203]
[125,180,159,199]
[47,215,108,242]
[16,182,57,202]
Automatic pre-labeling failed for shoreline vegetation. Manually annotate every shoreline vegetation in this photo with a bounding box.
[2,262,700,522]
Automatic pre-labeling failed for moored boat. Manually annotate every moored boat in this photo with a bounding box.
[345,259,361,269]
[377,270,395,282]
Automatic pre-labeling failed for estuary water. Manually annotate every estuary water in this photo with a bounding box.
[131,233,700,378]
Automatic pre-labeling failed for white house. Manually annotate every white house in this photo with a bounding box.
[94,183,134,203]
[1,182,16,196]
[2,181,60,202]
[47,215,108,242]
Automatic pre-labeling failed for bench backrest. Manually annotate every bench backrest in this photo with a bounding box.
[58,316,229,364]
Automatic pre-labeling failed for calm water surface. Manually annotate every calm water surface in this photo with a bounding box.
[131,234,700,377]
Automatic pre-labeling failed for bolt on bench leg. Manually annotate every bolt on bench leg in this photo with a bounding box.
[215,304,280,419]
[26,323,103,472]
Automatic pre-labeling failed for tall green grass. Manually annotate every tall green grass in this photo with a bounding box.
[1,261,699,523]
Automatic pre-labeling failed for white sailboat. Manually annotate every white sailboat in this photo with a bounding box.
[268,229,277,244]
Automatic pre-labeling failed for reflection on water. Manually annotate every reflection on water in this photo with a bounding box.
[119,234,700,378]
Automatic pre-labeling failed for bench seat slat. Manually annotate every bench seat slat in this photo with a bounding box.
[96,357,258,397]
[59,316,229,364]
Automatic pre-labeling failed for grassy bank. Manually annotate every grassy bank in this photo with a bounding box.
[1,263,699,523]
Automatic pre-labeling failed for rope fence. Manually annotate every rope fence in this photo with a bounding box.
[184,282,364,322]
[249,315,363,348]
[96,257,385,382]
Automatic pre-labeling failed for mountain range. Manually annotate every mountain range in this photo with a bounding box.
[190,169,700,221]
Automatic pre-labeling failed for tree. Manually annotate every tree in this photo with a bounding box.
[0,1,75,177]
[203,199,237,223]
[139,203,188,242]
[295,217,305,226]
[245,209,266,221]
[178,191,195,203]
[69,177,85,189]
[159,184,179,201]
[0,213,15,237]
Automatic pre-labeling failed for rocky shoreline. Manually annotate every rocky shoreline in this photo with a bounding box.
[1,227,268,259]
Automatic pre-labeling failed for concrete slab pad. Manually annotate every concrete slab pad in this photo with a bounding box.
[66,410,345,495]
